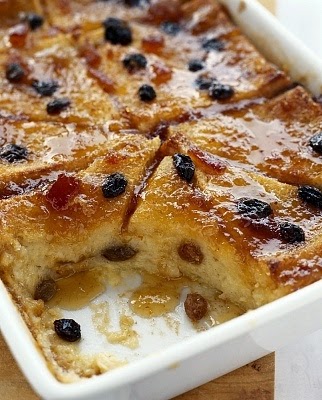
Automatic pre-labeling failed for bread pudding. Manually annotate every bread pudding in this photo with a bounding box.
[0,0,322,382]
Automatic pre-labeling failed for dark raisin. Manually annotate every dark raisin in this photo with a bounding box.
[184,293,208,321]
[5,63,25,83]
[209,82,235,100]
[173,153,195,182]
[54,319,81,342]
[138,84,156,102]
[23,13,44,31]
[188,59,204,72]
[34,279,57,302]
[195,76,214,91]
[279,222,305,244]
[102,172,128,198]
[124,0,149,6]
[160,21,181,36]
[298,185,322,209]
[32,80,59,96]
[46,98,70,114]
[237,198,273,219]
[202,37,225,51]
[103,245,137,261]
[309,132,322,155]
[0,143,28,163]
[123,53,147,72]
[103,18,132,46]
[178,242,204,264]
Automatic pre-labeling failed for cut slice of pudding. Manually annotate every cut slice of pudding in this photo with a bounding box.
[127,153,322,309]
[167,87,322,188]
[0,133,160,300]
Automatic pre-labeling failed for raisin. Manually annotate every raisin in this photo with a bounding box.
[202,37,225,51]
[178,242,204,264]
[54,319,81,342]
[138,84,156,102]
[173,153,195,182]
[209,82,234,100]
[161,21,181,36]
[279,222,305,244]
[46,98,70,114]
[188,59,204,72]
[0,144,28,163]
[298,185,322,209]
[103,245,137,261]
[34,279,57,302]
[102,172,128,198]
[32,80,59,96]
[23,13,44,31]
[46,174,80,210]
[103,18,132,46]
[195,76,214,91]
[123,53,147,72]
[5,63,25,83]
[237,198,273,219]
[309,132,322,155]
[184,293,208,321]
[124,0,149,6]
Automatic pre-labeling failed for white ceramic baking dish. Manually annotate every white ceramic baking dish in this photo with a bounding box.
[1,1,322,399]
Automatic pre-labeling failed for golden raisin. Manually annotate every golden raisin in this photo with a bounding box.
[34,279,57,302]
[178,242,203,264]
[184,293,208,321]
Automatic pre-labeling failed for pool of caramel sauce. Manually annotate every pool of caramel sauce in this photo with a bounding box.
[47,269,105,310]
[46,268,243,328]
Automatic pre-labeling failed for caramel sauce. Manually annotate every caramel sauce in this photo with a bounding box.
[197,299,243,330]
[48,270,105,310]
[129,274,187,318]
[188,146,227,175]
[129,273,243,324]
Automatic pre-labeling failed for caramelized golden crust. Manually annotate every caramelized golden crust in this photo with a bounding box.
[0,44,123,124]
[168,87,322,188]
[0,0,321,383]
[0,119,139,193]
[68,0,290,131]
[0,134,160,294]
[128,155,322,308]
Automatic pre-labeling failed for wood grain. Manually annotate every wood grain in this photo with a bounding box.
[174,354,275,400]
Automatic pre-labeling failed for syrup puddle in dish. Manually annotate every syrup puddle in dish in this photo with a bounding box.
[47,268,243,327]
[48,269,105,310]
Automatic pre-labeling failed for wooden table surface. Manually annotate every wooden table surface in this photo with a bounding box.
[0,1,276,399]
